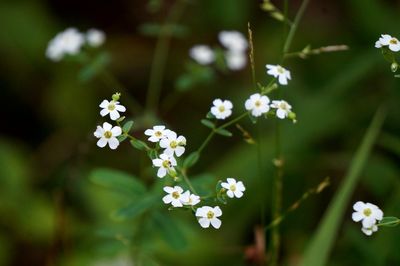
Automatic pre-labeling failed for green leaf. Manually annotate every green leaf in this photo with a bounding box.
[206,111,215,119]
[215,128,233,137]
[78,52,110,82]
[112,195,159,221]
[122,120,134,133]
[379,216,400,227]
[117,135,127,142]
[201,119,215,129]
[300,107,386,266]
[151,212,187,250]
[147,149,158,160]
[89,168,146,195]
[130,139,149,151]
[183,152,200,168]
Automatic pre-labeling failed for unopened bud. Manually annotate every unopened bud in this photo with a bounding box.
[391,62,398,73]
[112,92,121,101]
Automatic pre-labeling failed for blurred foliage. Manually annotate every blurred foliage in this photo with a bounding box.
[1,0,400,265]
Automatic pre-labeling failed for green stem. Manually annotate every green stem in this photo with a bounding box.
[180,169,197,194]
[145,0,187,114]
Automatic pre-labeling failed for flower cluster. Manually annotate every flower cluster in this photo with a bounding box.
[375,34,400,52]
[352,201,383,236]
[46,28,105,61]
[93,93,124,150]
[162,186,200,207]
[189,30,248,70]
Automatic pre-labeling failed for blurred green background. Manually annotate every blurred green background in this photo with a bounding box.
[1,0,400,265]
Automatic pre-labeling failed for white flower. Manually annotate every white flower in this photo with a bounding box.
[352,201,383,228]
[99,99,126,121]
[225,51,247,70]
[245,93,270,117]
[221,178,245,198]
[152,153,177,178]
[361,224,378,236]
[195,206,222,229]
[183,191,201,206]
[270,100,292,119]
[162,186,189,207]
[86,28,106,47]
[210,99,233,120]
[159,131,186,157]
[375,34,400,52]
[189,45,215,65]
[266,64,291,85]
[218,31,248,52]
[46,28,85,61]
[144,125,169,142]
[93,122,122,150]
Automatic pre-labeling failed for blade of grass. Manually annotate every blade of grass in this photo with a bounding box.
[299,106,386,266]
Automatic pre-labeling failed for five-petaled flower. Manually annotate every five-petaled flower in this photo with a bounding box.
[162,186,190,207]
[221,178,245,198]
[183,192,201,206]
[266,64,291,85]
[190,45,215,65]
[99,99,126,121]
[210,99,233,120]
[160,131,186,157]
[144,125,170,143]
[195,206,222,229]
[270,100,292,119]
[152,153,177,178]
[245,93,270,117]
[352,201,383,228]
[375,34,400,52]
[94,122,122,150]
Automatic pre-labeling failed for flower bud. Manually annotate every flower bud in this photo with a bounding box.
[391,62,398,73]
[112,92,121,101]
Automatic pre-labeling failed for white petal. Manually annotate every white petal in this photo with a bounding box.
[94,126,104,138]
[353,201,365,211]
[374,209,383,220]
[198,218,210,228]
[103,122,112,131]
[226,190,234,198]
[157,168,167,178]
[213,206,222,216]
[111,126,122,136]
[278,74,288,85]
[110,110,120,120]
[221,182,230,190]
[226,178,236,184]
[234,190,243,198]
[115,104,126,112]
[362,217,376,228]
[108,137,119,149]
[152,159,162,167]
[99,100,109,108]
[175,146,185,157]
[361,227,373,236]
[210,218,221,229]
[276,109,287,119]
[163,186,174,193]
[195,207,206,217]
[171,199,183,207]
[389,43,400,52]
[100,108,109,117]
[97,138,107,148]
[162,195,173,204]
[352,212,363,222]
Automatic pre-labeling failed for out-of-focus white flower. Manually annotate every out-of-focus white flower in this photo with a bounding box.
[375,34,400,52]
[225,51,247,70]
[144,125,169,142]
[221,178,245,198]
[46,28,85,61]
[266,64,291,85]
[182,191,201,206]
[210,99,233,120]
[352,201,383,228]
[195,206,222,229]
[245,93,270,117]
[86,28,106,47]
[218,31,248,52]
[94,122,122,150]
[159,131,186,157]
[99,99,126,121]
[162,186,189,207]
[189,45,215,65]
[270,100,292,119]
[152,153,177,178]
[361,224,378,236]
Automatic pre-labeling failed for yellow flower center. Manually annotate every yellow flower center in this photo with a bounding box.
[363,208,372,217]
[255,100,261,107]
[277,66,285,74]
[230,184,236,191]
[207,211,214,219]
[172,191,180,199]
[218,105,225,112]
[279,102,288,110]
[155,131,162,137]
[162,160,171,168]
[390,38,398,44]
[104,131,112,139]
[107,103,116,111]
[170,140,178,149]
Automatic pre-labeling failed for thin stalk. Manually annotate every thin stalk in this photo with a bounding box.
[180,169,198,194]
[145,0,187,114]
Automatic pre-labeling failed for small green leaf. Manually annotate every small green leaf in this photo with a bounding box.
[206,111,215,119]
[112,195,158,221]
[89,168,146,195]
[147,149,158,160]
[117,135,127,142]
[130,139,149,151]
[122,120,134,133]
[201,119,215,129]
[379,216,400,227]
[116,116,126,122]
[183,152,200,168]
[215,128,233,137]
